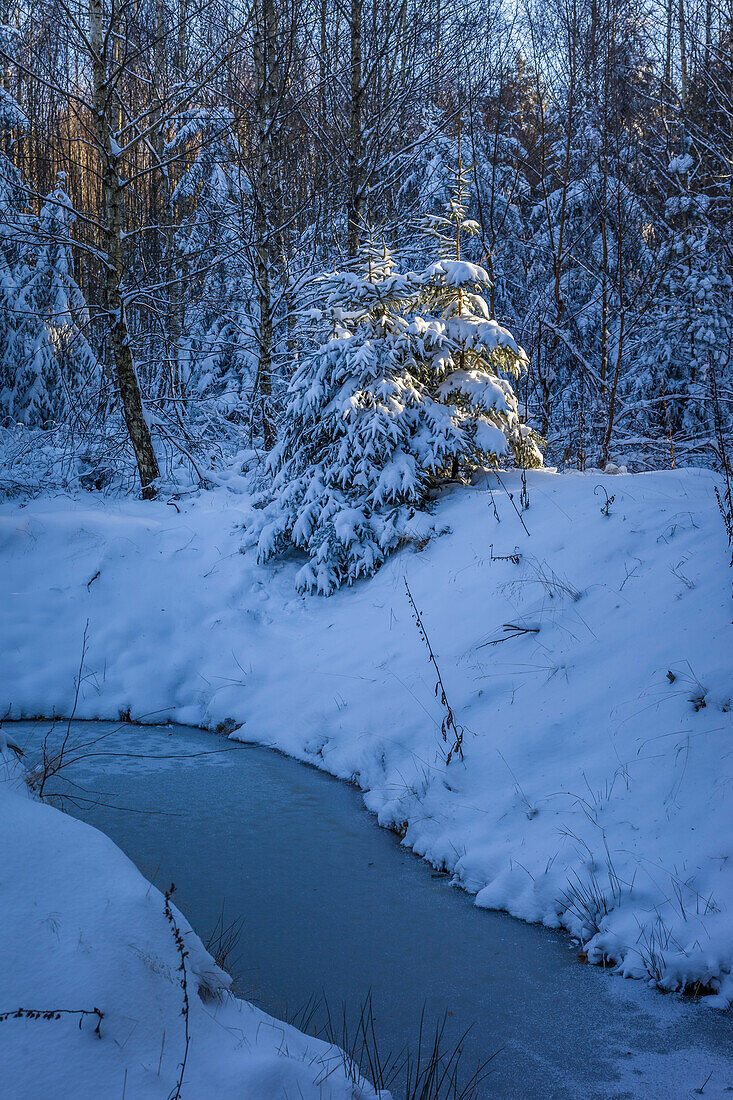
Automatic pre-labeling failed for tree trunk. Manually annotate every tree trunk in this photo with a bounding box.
[253,0,276,447]
[89,0,160,498]
[347,0,365,256]
[678,0,688,108]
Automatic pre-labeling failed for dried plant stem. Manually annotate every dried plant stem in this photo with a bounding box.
[404,581,464,764]
[0,1006,103,1036]
[164,885,190,1100]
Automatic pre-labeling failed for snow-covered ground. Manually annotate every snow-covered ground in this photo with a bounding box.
[1,467,732,1061]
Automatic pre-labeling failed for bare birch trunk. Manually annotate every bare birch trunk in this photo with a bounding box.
[89,0,160,498]
[253,0,276,447]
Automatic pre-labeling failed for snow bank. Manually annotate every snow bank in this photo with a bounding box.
[1,467,732,1009]
[0,748,380,1098]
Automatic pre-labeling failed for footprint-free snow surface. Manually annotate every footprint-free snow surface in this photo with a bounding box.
[11,719,733,1100]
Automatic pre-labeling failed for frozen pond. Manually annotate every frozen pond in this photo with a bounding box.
[11,720,733,1099]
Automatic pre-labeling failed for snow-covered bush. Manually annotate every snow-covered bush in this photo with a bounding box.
[257,203,542,594]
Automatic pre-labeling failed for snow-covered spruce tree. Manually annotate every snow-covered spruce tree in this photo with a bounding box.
[12,178,99,426]
[632,153,732,444]
[0,26,34,422]
[257,241,462,594]
[258,210,541,594]
[418,159,544,473]
[168,108,256,420]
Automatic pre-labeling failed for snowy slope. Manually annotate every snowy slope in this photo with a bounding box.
[0,749,380,1099]
[1,468,732,1007]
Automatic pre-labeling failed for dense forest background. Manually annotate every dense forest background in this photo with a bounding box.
[1,0,732,495]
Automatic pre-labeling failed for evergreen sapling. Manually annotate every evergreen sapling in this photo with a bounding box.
[257,239,460,593]
[257,174,542,594]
